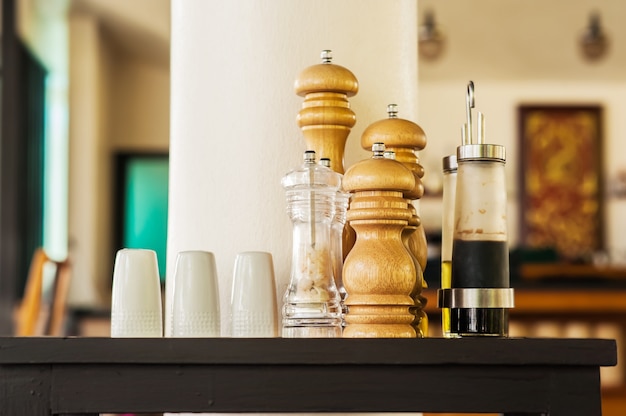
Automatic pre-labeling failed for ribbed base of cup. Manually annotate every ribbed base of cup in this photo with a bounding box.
[232,311,277,337]
[172,312,220,337]
[111,310,162,337]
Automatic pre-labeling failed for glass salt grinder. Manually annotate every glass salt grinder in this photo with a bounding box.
[439,81,514,337]
[320,157,349,324]
[281,150,343,337]
[441,154,458,338]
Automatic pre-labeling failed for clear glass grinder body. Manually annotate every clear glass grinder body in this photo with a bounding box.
[281,150,343,337]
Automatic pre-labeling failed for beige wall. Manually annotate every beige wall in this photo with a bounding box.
[67,12,169,307]
[68,12,110,306]
[109,57,170,151]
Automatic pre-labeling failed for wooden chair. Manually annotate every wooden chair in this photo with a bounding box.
[15,248,72,336]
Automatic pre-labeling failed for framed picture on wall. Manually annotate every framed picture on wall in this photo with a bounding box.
[518,105,604,262]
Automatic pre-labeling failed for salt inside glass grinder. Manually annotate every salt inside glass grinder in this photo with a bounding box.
[439,81,514,337]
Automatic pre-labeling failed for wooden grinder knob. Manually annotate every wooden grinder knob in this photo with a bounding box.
[361,104,427,198]
[342,143,417,338]
[294,50,359,174]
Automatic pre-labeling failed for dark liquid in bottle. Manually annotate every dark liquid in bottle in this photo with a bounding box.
[451,239,509,288]
[451,239,509,336]
[450,308,508,336]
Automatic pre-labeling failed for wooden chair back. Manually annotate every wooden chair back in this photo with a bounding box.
[15,248,71,336]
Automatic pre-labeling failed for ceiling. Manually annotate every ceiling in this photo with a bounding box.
[29,0,623,81]
[70,0,170,66]
[419,0,626,81]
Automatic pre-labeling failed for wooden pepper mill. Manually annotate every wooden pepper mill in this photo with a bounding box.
[294,50,359,174]
[294,50,359,305]
[361,104,428,336]
[342,143,417,338]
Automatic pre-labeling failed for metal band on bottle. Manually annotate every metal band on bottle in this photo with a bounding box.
[457,143,505,162]
[438,288,515,309]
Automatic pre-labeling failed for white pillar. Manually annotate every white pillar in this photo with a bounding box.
[168,0,420,336]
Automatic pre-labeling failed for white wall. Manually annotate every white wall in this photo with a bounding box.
[168,0,420,336]
[418,80,626,254]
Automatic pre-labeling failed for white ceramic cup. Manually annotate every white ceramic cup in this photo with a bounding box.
[111,248,163,337]
[231,251,278,337]
[170,251,221,337]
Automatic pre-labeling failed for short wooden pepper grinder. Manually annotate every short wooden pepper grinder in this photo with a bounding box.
[342,143,417,338]
[361,104,429,336]
[294,49,359,174]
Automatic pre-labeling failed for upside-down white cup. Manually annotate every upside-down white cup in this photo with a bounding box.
[231,251,278,337]
[171,251,221,337]
[111,248,163,337]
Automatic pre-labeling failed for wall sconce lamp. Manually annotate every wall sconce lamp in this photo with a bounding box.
[579,12,610,62]
[419,9,445,61]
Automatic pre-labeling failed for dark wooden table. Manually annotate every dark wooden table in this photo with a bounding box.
[0,337,617,415]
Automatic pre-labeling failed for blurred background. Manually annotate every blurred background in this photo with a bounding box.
[2,0,626,413]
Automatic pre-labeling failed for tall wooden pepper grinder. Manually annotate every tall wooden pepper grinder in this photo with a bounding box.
[294,50,359,304]
[294,50,359,174]
[360,104,429,336]
[342,143,417,338]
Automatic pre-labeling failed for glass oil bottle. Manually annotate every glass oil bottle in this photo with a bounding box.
[440,81,514,337]
[441,154,458,338]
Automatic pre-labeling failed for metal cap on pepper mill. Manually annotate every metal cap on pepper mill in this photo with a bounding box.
[437,81,514,337]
